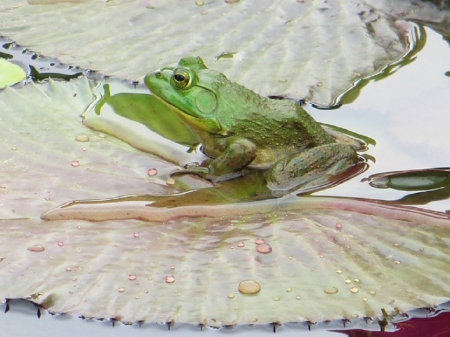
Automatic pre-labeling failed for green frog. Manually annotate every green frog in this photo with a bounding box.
[145,56,362,192]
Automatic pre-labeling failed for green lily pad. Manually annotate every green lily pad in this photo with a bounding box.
[0,58,25,88]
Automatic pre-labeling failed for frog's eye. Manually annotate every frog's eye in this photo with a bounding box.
[171,68,192,89]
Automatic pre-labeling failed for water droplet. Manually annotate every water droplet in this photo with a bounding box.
[362,297,368,302]
[65,267,72,272]
[345,279,351,284]
[44,197,50,201]
[75,135,90,142]
[286,288,292,292]
[295,295,301,300]
[278,78,287,83]
[118,287,125,293]
[350,287,359,293]
[128,275,137,281]
[237,242,244,248]
[57,242,64,247]
[165,275,175,283]
[272,297,280,301]
[11,146,17,151]
[227,293,235,299]
[135,295,140,299]
[27,246,45,252]
[324,287,338,294]
[238,280,261,294]
[195,0,204,5]
[369,290,376,295]
[394,260,401,264]
[82,147,87,151]
[256,243,272,254]
[420,247,424,251]
[170,265,175,270]
[133,232,140,238]
[255,238,265,245]
[230,246,235,250]
[353,278,360,283]
[335,223,342,229]
[166,178,175,185]
[251,318,258,323]
[98,133,106,138]
[316,81,323,87]
[336,269,342,274]
[71,160,80,167]
[148,168,158,176]
[288,256,293,260]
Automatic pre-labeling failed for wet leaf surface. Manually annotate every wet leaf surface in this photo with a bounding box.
[2,198,450,325]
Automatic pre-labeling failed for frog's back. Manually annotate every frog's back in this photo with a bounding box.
[229,98,334,168]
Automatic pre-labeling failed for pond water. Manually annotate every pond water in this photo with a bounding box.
[310,25,450,213]
[0,24,449,337]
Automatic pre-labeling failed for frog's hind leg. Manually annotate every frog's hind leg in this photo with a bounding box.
[265,143,360,193]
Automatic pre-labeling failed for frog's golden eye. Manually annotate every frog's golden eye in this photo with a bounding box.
[171,68,191,89]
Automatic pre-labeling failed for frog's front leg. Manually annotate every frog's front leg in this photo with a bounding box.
[265,143,359,192]
[174,136,257,181]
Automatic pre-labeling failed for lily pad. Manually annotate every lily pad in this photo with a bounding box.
[0,0,448,105]
[1,78,450,326]
[0,77,204,220]
[0,58,25,88]
[2,198,450,326]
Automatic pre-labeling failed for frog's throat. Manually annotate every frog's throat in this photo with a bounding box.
[151,93,225,135]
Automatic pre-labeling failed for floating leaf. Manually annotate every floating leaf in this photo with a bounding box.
[0,58,25,88]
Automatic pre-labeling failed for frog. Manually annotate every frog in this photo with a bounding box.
[144,56,363,192]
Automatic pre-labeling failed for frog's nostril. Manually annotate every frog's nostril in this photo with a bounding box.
[155,71,162,77]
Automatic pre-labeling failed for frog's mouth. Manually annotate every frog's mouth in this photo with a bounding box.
[151,92,225,136]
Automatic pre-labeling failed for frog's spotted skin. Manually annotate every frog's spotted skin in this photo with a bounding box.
[145,56,360,191]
